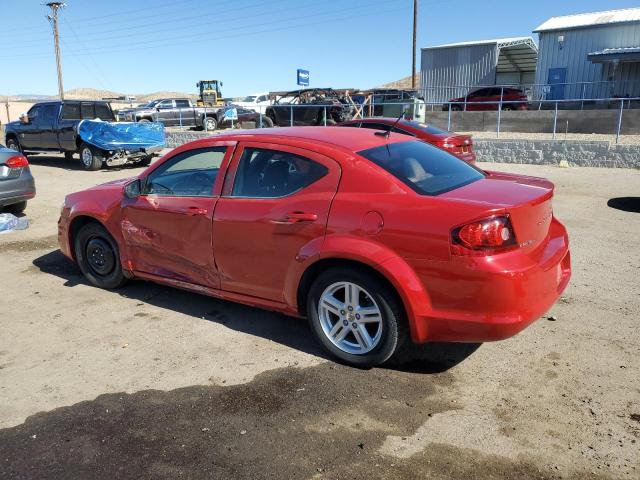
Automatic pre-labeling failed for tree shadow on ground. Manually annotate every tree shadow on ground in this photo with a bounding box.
[33,249,480,374]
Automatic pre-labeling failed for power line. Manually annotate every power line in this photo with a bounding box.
[0,1,408,60]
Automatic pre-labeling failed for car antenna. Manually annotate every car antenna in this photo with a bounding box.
[374,110,405,139]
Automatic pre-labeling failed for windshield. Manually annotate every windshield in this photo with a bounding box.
[242,96,256,102]
[144,100,160,108]
[358,140,484,195]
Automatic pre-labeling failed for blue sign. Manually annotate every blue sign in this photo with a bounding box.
[223,107,238,121]
[297,69,310,87]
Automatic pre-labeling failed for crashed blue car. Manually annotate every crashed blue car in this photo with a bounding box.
[3,100,165,171]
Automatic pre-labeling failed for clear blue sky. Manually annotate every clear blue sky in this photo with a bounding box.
[0,0,637,97]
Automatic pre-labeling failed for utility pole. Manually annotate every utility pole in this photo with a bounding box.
[411,0,417,89]
[46,2,66,100]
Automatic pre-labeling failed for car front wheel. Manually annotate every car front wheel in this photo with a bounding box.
[6,137,22,153]
[307,268,405,367]
[74,223,127,289]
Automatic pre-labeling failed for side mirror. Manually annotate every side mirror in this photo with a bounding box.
[124,178,141,198]
[19,113,29,124]
[156,106,161,111]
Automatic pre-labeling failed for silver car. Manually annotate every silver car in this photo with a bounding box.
[0,144,35,213]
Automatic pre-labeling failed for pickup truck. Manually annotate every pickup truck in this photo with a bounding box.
[4,100,165,171]
[117,98,272,131]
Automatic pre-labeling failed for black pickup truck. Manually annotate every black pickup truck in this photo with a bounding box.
[4,100,163,170]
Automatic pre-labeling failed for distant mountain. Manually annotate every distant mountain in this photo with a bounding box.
[378,74,421,89]
[3,88,197,102]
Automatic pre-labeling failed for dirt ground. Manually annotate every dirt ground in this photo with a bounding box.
[0,153,639,480]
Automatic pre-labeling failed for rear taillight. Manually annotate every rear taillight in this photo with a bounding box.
[5,155,29,169]
[451,215,517,255]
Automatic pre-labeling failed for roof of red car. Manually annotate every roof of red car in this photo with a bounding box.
[200,126,412,152]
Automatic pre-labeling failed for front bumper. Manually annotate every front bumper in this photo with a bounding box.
[410,218,571,343]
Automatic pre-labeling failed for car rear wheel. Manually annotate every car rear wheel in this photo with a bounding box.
[204,117,217,131]
[451,104,462,111]
[6,137,22,153]
[79,143,104,171]
[259,116,273,128]
[307,268,405,367]
[74,223,127,289]
[502,105,514,111]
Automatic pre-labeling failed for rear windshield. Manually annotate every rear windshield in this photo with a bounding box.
[358,140,484,195]
[402,120,448,135]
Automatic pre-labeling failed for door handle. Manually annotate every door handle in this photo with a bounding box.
[284,212,318,223]
[184,206,208,216]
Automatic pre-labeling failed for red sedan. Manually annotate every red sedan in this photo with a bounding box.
[340,118,476,163]
[58,127,570,367]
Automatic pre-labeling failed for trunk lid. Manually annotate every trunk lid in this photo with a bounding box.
[440,171,554,252]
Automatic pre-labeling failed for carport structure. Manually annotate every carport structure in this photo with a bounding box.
[420,37,538,103]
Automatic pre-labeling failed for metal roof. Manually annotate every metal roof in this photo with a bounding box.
[534,7,640,32]
[421,36,536,50]
[588,46,640,63]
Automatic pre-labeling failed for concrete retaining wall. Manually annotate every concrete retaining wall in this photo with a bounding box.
[165,131,640,169]
[474,140,640,168]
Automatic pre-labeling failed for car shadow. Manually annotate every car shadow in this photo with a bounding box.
[607,197,640,213]
[32,249,479,373]
[25,154,149,173]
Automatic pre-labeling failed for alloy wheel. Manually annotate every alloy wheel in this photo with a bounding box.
[318,281,383,355]
[81,147,93,168]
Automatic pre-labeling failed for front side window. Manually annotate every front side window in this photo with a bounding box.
[358,140,484,196]
[158,100,174,110]
[41,104,58,124]
[231,147,328,198]
[144,147,226,197]
[27,106,41,123]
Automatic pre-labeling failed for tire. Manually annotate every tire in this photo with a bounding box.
[6,201,27,214]
[259,116,274,128]
[138,118,151,123]
[64,151,75,161]
[502,105,514,111]
[203,117,217,131]
[138,155,153,167]
[307,267,406,368]
[79,143,104,171]
[74,222,127,289]
[450,104,462,111]
[6,137,22,153]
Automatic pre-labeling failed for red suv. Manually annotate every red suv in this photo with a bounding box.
[59,127,570,367]
[340,118,476,163]
[446,87,528,111]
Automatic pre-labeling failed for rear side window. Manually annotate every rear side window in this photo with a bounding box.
[175,99,191,108]
[61,102,81,120]
[80,102,95,119]
[231,147,328,198]
[358,140,484,195]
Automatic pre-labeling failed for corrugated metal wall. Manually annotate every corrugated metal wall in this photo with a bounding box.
[535,23,640,100]
[420,43,498,103]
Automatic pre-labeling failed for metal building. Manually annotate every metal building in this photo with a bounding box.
[534,7,640,101]
[420,37,538,103]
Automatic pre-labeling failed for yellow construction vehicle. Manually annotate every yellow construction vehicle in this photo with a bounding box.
[196,80,224,107]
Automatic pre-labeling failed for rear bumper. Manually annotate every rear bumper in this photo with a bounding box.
[0,170,36,207]
[410,218,570,343]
